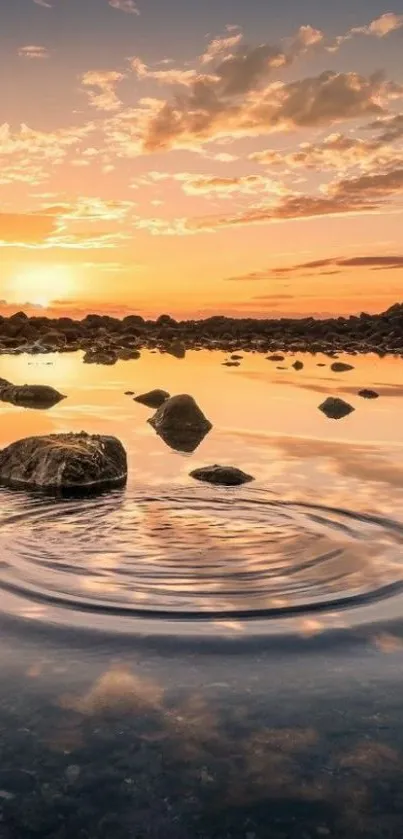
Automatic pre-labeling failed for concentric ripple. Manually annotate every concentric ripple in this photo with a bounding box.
[1,486,403,622]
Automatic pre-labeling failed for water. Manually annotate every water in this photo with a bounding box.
[1,349,403,836]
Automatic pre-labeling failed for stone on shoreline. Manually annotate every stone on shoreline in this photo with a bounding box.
[319,397,355,420]
[134,389,170,408]
[266,354,285,362]
[148,394,212,452]
[0,432,127,492]
[0,378,66,409]
[292,360,304,370]
[83,349,117,365]
[190,465,255,486]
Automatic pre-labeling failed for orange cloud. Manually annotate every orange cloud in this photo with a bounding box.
[82,70,125,112]
[18,45,49,59]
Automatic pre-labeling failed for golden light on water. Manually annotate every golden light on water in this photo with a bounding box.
[7,266,76,309]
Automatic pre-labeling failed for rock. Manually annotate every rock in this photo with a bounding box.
[134,389,170,408]
[330,362,354,372]
[292,360,304,370]
[190,465,254,486]
[0,378,66,409]
[117,348,141,361]
[358,389,379,399]
[230,354,243,360]
[148,394,212,452]
[319,397,355,420]
[0,432,127,493]
[266,354,285,362]
[83,349,117,365]
[165,342,186,359]
[222,361,240,367]
[317,363,326,367]
[124,391,135,396]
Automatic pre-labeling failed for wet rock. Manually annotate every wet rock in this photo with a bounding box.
[83,349,117,365]
[0,432,127,492]
[117,348,141,361]
[319,397,355,420]
[0,378,66,409]
[148,394,212,452]
[134,389,170,408]
[165,341,186,359]
[124,391,135,396]
[230,354,243,360]
[222,361,240,367]
[292,360,304,370]
[190,464,255,486]
[266,354,285,362]
[330,362,354,372]
[358,389,379,399]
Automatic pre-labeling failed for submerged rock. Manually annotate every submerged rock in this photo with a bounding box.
[330,362,354,372]
[0,378,65,409]
[190,464,254,486]
[134,389,170,408]
[358,389,379,399]
[0,432,127,492]
[148,394,212,452]
[319,397,355,420]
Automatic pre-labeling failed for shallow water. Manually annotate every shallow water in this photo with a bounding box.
[1,349,403,837]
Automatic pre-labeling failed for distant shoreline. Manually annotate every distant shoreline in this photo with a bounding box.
[1,305,403,357]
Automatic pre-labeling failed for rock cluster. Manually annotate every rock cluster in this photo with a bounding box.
[2,303,403,359]
[0,378,65,409]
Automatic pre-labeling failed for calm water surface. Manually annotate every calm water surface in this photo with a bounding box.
[1,349,403,837]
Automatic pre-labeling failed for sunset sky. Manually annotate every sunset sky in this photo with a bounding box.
[1,0,403,319]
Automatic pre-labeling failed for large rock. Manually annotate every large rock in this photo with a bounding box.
[134,389,170,408]
[148,394,212,452]
[0,432,127,493]
[190,465,254,486]
[0,378,65,409]
[319,397,355,420]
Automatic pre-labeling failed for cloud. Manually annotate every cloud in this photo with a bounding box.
[33,0,53,7]
[0,212,57,245]
[367,113,403,143]
[82,70,125,112]
[132,68,388,154]
[328,12,403,52]
[201,28,244,64]
[18,45,49,59]
[226,254,403,281]
[109,0,140,14]
[327,166,403,200]
[0,122,95,185]
[131,58,201,87]
[174,172,289,197]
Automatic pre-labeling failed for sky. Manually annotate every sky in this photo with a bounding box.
[0,0,403,320]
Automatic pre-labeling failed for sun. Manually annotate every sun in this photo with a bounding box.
[9,266,75,308]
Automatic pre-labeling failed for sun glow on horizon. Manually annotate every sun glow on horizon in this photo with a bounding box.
[7,266,76,309]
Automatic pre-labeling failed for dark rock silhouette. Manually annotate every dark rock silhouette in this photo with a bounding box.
[358,389,379,399]
[0,432,127,492]
[319,397,355,420]
[148,394,212,453]
[330,362,354,372]
[222,361,240,367]
[190,465,255,486]
[267,354,285,362]
[0,378,66,410]
[292,360,304,370]
[134,389,170,408]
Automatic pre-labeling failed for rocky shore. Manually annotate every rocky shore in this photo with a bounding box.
[1,303,403,358]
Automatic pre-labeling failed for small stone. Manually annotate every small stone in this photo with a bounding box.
[149,394,212,452]
[266,354,285,362]
[292,360,304,370]
[358,389,379,399]
[231,354,243,360]
[319,397,355,420]
[190,464,254,486]
[124,391,135,396]
[330,362,354,372]
[134,389,170,408]
[222,361,240,367]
